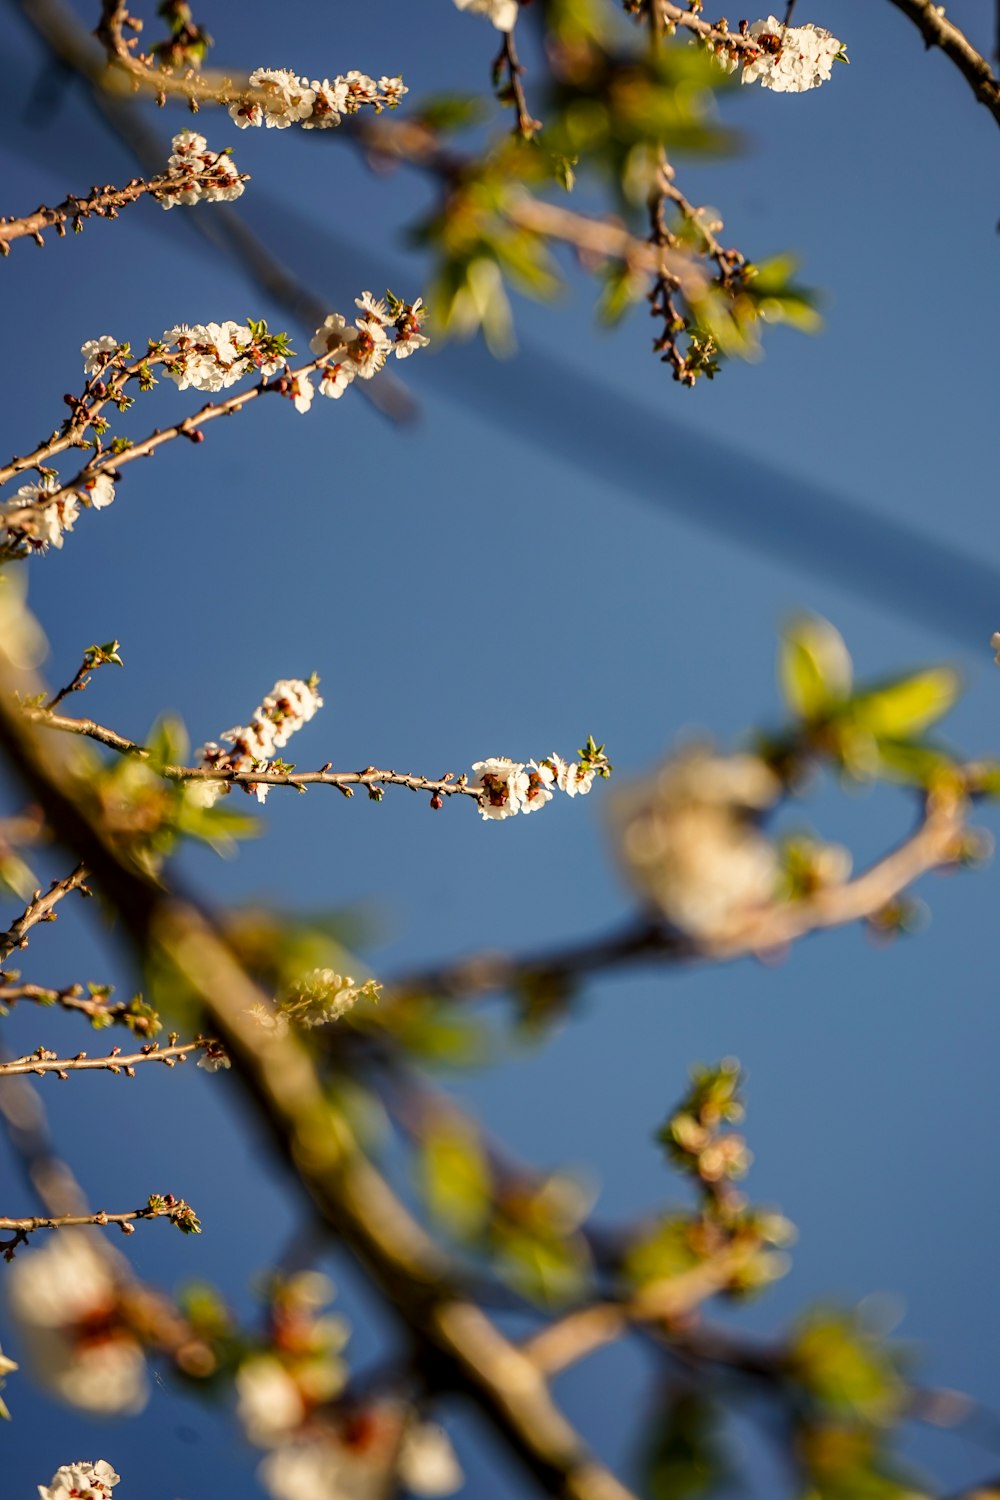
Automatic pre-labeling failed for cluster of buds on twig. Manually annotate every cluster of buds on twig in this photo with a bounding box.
[196,678,324,805]
[229,68,406,130]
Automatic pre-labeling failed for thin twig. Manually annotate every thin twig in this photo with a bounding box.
[24,707,480,800]
[0,1195,199,1255]
[0,1037,209,1078]
[0,865,89,963]
[0,168,246,253]
[883,0,1000,127]
[496,29,539,138]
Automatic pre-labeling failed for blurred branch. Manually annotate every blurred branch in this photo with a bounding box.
[0,659,639,1500]
[884,0,1000,126]
[391,786,967,1000]
[0,864,89,962]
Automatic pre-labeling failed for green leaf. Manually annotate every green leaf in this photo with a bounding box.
[848,668,960,740]
[779,617,853,720]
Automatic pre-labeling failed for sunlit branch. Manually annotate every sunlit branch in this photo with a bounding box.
[0,167,247,253]
[0,1194,199,1255]
[24,708,481,801]
[0,865,90,963]
[0,1037,209,1078]
[0,980,135,1027]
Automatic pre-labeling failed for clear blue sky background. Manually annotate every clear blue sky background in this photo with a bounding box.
[2,1,999,1495]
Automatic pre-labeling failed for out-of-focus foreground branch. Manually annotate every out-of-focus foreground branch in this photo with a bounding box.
[0,649,637,1500]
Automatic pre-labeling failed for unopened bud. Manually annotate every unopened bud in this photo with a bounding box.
[430,793,444,810]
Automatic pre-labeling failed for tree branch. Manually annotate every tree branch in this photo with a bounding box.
[22,708,481,802]
[390,788,967,1000]
[0,653,639,1500]
[0,1037,209,1078]
[0,865,89,963]
[883,0,1000,127]
[0,1194,199,1255]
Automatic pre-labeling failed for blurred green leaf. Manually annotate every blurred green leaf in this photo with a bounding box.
[848,668,959,740]
[419,1116,492,1239]
[789,1311,905,1424]
[780,617,853,721]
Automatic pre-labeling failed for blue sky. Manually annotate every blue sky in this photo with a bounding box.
[2,2,999,1495]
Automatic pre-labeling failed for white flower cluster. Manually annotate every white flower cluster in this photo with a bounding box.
[247,969,381,1038]
[1,469,116,553]
[38,1460,120,1500]
[154,131,245,210]
[8,1232,147,1414]
[195,676,324,805]
[159,320,281,394]
[453,0,519,32]
[229,68,406,130]
[471,751,599,822]
[259,1421,463,1500]
[719,17,845,92]
[612,749,780,937]
[308,292,430,401]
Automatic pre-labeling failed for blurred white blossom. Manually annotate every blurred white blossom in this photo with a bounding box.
[453,0,519,32]
[612,748,780,937]
[8,1233,148,1414]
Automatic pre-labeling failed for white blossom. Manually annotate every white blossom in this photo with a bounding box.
[310,313,359,360]
[303,78,347,129]
[471,758,529,820]
[77,472,116,509]
[318,363,357,400]
[2,478,80,551]
[197,1042,231,1071]
[393,298,431,359]
[453,0,519,31]
[195,677,323,801]
[229,69,404,131]
[739,17,844,93]
[81,336,118,375]
[8,1233,148,1415]
[522,760,555,814]
[156,133,245,210]
[38,1460,120,1500]
[288,372,315,413]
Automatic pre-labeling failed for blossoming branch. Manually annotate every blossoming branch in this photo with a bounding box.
[0,132,245,254]
[0,291,428,556]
